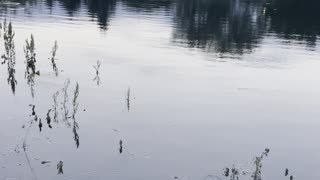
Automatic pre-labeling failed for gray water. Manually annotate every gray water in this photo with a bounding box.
[0,0,320,179]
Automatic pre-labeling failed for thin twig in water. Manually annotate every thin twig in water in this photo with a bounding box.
[24,150,38,180]
[49,40,59,76]
[46,109,52,128]
[72,82,80,148]
[62,79,71,126]
[52,91,59,122]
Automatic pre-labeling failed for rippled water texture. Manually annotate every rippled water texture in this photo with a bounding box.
[0,0,320,180]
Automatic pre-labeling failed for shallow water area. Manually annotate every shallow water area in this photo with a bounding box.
[0,0,320,180]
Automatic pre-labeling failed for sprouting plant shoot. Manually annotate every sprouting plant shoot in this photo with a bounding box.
[93,60,101,75]
[93,60,101,85]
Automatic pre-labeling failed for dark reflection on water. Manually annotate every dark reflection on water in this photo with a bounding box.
[265,0,320,44]
[0,0,319,55]
[172,0,320,54]
[86,0,116,30]
[172,0,267,54]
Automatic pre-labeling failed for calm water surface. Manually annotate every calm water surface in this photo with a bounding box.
[0,0,320,179]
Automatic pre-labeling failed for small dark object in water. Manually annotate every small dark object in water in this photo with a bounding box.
[57,161,63,174]
[224,167,230,177]
[38,118,42,132]
[83,109,86,111]
[290,175,293,180]
[231,167,239,180]
[30,104,35,116]
[285,168,289,176]
[126,88,130,111]
[41,161,51,164]
[46,109,52,128]
[174,177,179,179]
[119,140,123,154]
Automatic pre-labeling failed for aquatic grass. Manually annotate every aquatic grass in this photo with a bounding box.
[72,82,80,148]
[52,91,60,122]
[205,149,270,180]
[72,82,79,119]
[72,121,80,148]
[2,20,15,65]
[51,81,81,148]
[62,79,71,126]
[252,148,270,180]
[49,40,59,76]
[1,20,17,94]
[24,34,38,75]
[25,71,36,98]
[93,60,101,85]
[93,60,101,75]
[24,34,39,98]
